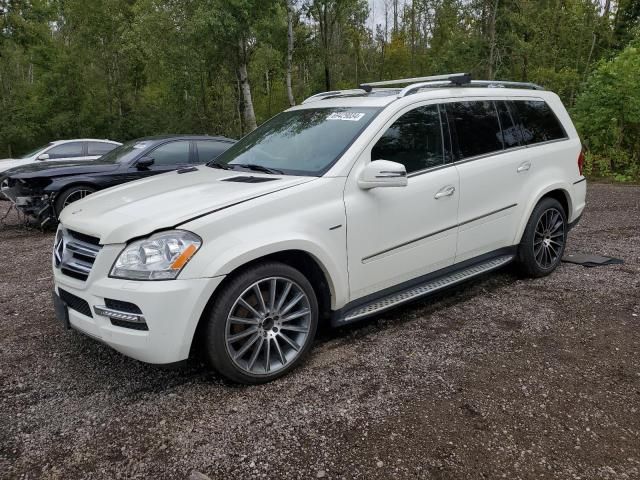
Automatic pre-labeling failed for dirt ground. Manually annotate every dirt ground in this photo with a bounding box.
[1,183,639,480]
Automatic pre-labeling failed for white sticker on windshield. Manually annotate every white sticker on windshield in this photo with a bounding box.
[133,143,148,149]
[326,112,366,121]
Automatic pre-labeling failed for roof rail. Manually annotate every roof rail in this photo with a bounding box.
[398,79,544,97]
[359,73,472,92]
[301,89,367,104]
[301,73,544,105]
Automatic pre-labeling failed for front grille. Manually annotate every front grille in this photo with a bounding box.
[104,299,142,314]
[55,228,102,281]
[59,289,93,318]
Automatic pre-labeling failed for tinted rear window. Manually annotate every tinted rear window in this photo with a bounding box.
[447,101,503,159]
[88,142,118,155]
[496,101,523,148]
[511,100,567,144]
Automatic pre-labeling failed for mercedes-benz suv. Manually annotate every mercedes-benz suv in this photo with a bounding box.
[51,73,587,384]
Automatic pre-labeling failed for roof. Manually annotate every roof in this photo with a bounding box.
[51,138,122,144]
[132,135,236,143]
[293,74,552,111]
[290,87,553,111]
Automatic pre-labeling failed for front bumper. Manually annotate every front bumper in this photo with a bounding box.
[53,264,225,364]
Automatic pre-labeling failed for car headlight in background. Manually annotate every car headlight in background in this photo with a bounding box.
[110,230,202,280]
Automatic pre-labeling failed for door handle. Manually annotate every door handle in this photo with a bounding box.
[434,186,455,199]
[517,161,531,173]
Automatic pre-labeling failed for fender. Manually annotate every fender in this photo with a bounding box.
[187,235,347,310]
[513,181,573,244]
[44,177,101,195]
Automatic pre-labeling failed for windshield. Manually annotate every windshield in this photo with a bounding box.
[20,143,53,159]
[210,107,380,176]
[97,139,149,164]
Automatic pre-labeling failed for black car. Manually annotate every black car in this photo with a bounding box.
[1,135,235,226]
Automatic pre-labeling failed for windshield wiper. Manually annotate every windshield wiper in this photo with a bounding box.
[207,161,232,170]
[231,163,284,175]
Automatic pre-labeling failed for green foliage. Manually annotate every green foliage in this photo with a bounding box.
[573,39,640,180]
[0,0,638,183]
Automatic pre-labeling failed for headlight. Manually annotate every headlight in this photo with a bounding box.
[110,230,202,280]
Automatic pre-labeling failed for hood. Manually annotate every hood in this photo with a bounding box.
[59,167,316,244]
[0,158,32,174]
[8,160,119,179]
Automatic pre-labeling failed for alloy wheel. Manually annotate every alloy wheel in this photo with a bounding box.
[224,277,312,375]
[533,207,565,269]
[63,189,93,208]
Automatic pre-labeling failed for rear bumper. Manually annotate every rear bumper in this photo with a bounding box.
[53,268,225,364]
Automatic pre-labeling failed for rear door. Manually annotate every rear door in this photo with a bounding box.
[447,99,529,262]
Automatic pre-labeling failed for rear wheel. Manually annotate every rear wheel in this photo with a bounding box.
[55,185,96,217]
[204,262,318,384]
[517,197,567,277]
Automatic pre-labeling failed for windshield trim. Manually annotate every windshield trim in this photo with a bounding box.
[209,107,382,177]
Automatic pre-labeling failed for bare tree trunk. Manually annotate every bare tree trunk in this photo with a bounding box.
[237,39,257,132]
[488,0,499,80]
[286,0,296,106]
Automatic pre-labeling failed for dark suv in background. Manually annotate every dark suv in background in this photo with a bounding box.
[1,135,235,227]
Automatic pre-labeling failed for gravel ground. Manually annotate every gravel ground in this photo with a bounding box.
[1,183,639,480]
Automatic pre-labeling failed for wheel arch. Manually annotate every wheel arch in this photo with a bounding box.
[515,184,573,244]
[189,248,336,358]
[49,181,100,215]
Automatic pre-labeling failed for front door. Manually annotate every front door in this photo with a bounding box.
[344,104,460,302]
[128,140,193,180]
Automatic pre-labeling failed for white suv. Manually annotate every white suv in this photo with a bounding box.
[51,74,586,384]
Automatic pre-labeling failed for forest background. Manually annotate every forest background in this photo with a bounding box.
[1,0,639,180]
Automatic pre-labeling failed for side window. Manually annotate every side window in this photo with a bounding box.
[371,105,444,174]
[196,141,226,163]
[148,141,191,166]
[496,101,523,148]
[46,142,84,159]
[87,142,118,156]
[447,101,503,159]
[511,100,567,145]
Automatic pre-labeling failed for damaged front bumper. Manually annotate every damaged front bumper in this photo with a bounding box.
[1,179,55,227]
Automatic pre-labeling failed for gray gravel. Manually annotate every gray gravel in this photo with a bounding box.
[1,183,639,479]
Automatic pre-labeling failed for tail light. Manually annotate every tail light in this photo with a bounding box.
[577,149,585,176]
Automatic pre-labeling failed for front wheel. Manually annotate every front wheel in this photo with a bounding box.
[55,185,96,217]
[517,197,567,277]
[204,262,318,384]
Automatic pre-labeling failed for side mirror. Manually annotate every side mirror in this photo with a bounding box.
[37,153,50,161]
[136,157,155,170]
[358,160,408,190]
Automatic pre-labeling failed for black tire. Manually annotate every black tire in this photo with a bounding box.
[517,197,567,277]
[55,185,96,217]
[204,262,319,384]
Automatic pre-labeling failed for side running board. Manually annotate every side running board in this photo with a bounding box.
[338,254,515,325]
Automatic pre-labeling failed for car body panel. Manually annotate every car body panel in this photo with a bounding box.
[60,167,316,244]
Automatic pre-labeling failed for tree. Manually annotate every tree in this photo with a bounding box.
[573,38,640,179]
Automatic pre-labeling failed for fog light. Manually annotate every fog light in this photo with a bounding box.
[94,305,146,323]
